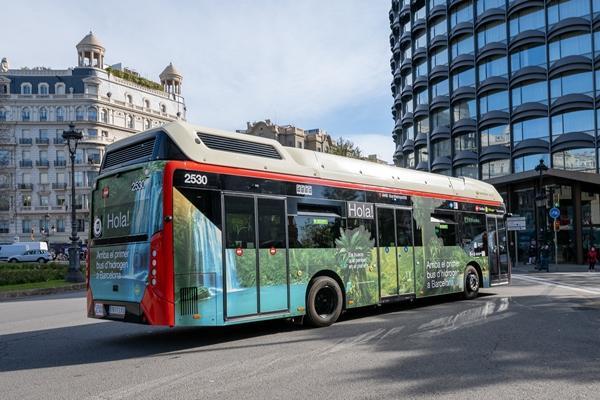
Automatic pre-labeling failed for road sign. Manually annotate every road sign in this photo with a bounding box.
[506,216,526,231]
[549,207,560,219]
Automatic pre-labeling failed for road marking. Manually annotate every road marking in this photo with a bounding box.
[513,274,600,295]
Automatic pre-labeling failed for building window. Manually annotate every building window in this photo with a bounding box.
[415,32,427,49]
[512,117,549,143]
[551,109,595,138]
[477,21,506,49]
[454,132,477,152]
[417,146,428,163]
[510,44,546,72]
[481,159,510,179]
[509,7,545,38]
[77,219,85,232]
[75,107,84,121]
[145,119,151,129]
[431,108,450,129]
[38,83,49,95]
[548,0,591,26]
[21,83,32,95]
[144,99,150,109]
[0,221,9,234]
[481,124,510,147]
[56,219,65,233]
[549,32,592,63]
[126,115,134,129]
[431,47,448,68]
[550,71,594,100]
[416,117,429,135]
[452,99,476,121]
[553,148,597,172]
[22,194,32,207]
[413,5,426,21]
[406,152,415,168]
[431,79,449,97]
[100,108,108,123]
[478,90,509,114]
[432,139,450,159]
[0,108,6,121]
[39,107,48,121]
[455,164,478,178]
[452,67,475,89]
[127,94,133,104]
[414,60,427,78]
[415,88,429,106]
[429,17,447,38]
[22,220,32,234]
[55,83,65,95]
[56,107,64,122]
[160,104,167,113]
[450,1,473,28]
[514,153,549,173]
[451,35,475,60]
[21,108,30,121]
[87,107,98,121]
[511,80,548,109]
[478,56,507,82]
[477,0,505,15]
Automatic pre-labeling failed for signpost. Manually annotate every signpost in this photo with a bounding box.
[506,216,527,264]
[549,208,560,265]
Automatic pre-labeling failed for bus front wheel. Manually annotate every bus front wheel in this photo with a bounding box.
[305,276,342,327]
[464,266,480,300]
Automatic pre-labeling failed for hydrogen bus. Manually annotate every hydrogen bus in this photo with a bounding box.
[87,121,510,328]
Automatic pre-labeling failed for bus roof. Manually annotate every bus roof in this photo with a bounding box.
[106,121,504,206]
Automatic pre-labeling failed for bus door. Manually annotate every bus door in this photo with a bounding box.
[223,194,289,319]
[486,216,510,285]
[376,206,415,299]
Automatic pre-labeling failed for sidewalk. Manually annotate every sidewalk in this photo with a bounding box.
[512,262,590,273]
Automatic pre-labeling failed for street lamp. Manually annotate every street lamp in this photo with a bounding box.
[535,158,549,247]
[63,123,84,283]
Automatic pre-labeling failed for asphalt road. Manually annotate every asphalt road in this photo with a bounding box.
[1,272,600,400]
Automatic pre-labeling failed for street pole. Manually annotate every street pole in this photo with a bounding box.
[63,123,84,283]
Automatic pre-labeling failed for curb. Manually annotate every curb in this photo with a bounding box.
[0,283,86,301]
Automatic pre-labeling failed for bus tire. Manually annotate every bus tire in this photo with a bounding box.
[305,276,343,327]
[464,265,480,300]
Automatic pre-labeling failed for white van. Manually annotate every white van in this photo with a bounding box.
[0,242,49,261]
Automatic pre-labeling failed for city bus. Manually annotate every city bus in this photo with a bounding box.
[87,121,510,328]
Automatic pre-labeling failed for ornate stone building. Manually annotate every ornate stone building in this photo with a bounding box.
[0,32,185,248]
[239,120,332,152]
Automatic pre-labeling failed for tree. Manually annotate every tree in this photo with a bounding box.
[330,137,362,159]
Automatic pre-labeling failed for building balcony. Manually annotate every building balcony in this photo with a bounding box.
[0,183,12,190]
[19,160,33,167]
[54,160,67,167]
[34,206,50,211]
[36,160,50,168]
[38,184,51,192]
[19,138,33,145]
[18,183,33,190]
[52,183,68,190]
[53,137,66,145]
[35,138,50,145]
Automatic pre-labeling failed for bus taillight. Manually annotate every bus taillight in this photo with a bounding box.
[150,232,162,287]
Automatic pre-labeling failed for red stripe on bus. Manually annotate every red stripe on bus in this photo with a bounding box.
[164,160,503,207]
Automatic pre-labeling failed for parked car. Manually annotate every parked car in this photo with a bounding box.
[8,250,52,263]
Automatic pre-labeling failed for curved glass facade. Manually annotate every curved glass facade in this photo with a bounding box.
[389,0,600,178]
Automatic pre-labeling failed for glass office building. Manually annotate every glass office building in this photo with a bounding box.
[389,0,600,264]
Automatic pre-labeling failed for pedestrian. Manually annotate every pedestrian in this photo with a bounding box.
[528,241,537,265]
[539,242,550,271]
[587,246,597,272]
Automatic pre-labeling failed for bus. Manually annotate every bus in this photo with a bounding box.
[87,121,510,328]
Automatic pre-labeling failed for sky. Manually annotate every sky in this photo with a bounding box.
[3,1,394,161]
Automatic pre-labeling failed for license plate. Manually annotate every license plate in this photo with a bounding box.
[94,303,105,317]
[109,305,126,317]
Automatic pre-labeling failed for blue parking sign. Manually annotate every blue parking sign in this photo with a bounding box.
[549,207,560,219]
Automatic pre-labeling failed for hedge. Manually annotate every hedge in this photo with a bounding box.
[0,263,83,286]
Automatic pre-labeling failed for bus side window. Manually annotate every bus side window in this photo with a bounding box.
[289,214,342,248]
[225,196,255,249]
[431,212,457,246]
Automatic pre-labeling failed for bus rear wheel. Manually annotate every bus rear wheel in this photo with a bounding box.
[305,276,342,327]
[463,266,480,300]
